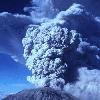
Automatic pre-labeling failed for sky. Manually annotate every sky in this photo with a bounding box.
[0,53,33,93]
[0,0,100,99]
[0,0,33,93]
[0,0,30,14]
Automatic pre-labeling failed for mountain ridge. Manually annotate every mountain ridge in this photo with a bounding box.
[2,87,78,100]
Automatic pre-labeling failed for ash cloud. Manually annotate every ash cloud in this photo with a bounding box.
[0,0,100,99]
[65,67,100,100]
[49,0,100,16]
[24,0,100,23]
[24,0,58,23]
[22,3,100,100]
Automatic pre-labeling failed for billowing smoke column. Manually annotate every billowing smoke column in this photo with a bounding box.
[22,23,80,89]
[23,3,100,99]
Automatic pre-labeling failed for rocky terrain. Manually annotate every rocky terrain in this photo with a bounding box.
[2,87,78,100]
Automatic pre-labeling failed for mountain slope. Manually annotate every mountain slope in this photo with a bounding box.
[2,87,78,100]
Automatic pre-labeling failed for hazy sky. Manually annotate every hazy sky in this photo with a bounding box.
[0,0,32,93]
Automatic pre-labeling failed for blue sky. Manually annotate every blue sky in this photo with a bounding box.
[0,0,30,14]
[0,0,32,93]
[0,54,33,93]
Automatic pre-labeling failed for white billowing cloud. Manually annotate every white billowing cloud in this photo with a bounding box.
[22,3,100,99]
[0,12,33,63]
[0,0,99,99]
[55,3,100,48]
[57,3,85,17]
[24,0,58,23]
[23,5,86,87]
[51,0,100,16]
[64,67,100,100]
[54,3,85,25]
[24,0,100,22]
[22,23,79,89]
